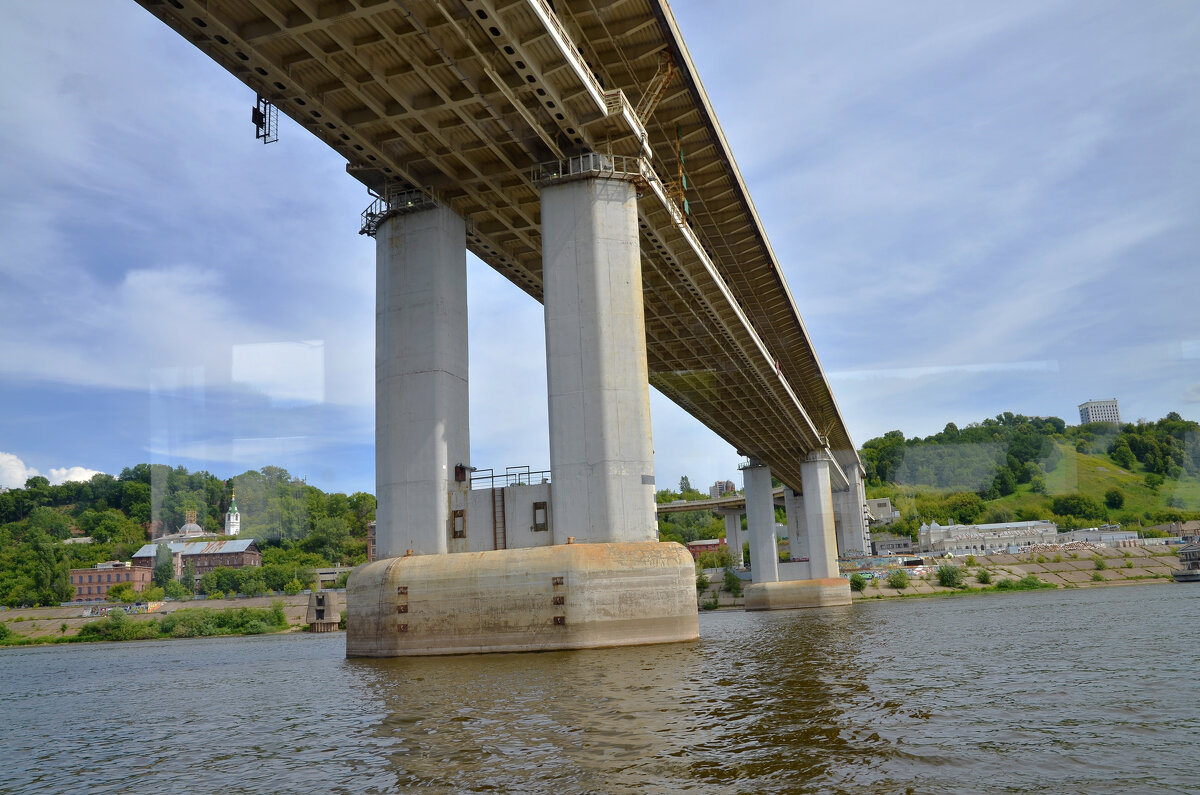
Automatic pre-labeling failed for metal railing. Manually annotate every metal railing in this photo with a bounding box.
[533,152,651,187]
[470,466,551,490]
[359,187,436,236]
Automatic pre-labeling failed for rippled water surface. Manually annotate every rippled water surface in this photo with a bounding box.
[3,584,1197,793]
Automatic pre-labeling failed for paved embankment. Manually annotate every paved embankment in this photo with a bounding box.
[1,594,314,641]
[695,545,1183,607]
[852,545,1181,600]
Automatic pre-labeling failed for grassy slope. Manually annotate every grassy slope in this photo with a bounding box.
[872,442,1199,525]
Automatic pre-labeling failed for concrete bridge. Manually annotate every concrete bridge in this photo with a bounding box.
[134,0,869,655]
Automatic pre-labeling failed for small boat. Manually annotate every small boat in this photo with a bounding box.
[1173,543,1200,583]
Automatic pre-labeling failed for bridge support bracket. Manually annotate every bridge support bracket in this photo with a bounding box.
[345,541,698,657]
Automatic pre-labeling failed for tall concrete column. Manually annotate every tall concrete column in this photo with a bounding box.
[721,509,744,567]
[784,487,808,562]
[375,204,469,558]
[541,174,656,544]
[743,461,779,583]
[843,464,869,555]
[802,451,839,579]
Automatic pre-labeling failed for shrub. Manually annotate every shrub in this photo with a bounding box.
[696,570,710,591]
[1093,557,1107,571]
[208,590,225,601]
[1092,572,1105,582]
[1105,488,1125,509]
[976,569,992,584]
[722,567,743,596]
[936,564,963,588]
[701,592,720,610]
[849,573,866,592]
[143,586,165,602]
[163,580,191,600]
[338,609,348,630]
[887,569,909,590]
[283,579,303,596]
[964,555,977,567]
[1124,560,1133,569]
[0,622,9,641]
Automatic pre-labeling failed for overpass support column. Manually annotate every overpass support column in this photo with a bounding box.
[835,464,869,557]
[745,451,851,611]
[374,203,469,559]
[721,509,745,568]
[784,487,808,562]
[742,461,779,584]
[540,169,657,544]
[802,451,840,579]
[348,178,697,657]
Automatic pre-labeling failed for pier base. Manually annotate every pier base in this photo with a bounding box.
[346,542,698,657]
[744,578,852,611]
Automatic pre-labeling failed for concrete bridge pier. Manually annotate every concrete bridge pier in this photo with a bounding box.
[784,486,808,562]
[835,463,869,557]
[746,451,851,610]
[349,168,696,656]
[720,509,745,568]
[373,203,470,560]
[742,460,779,583]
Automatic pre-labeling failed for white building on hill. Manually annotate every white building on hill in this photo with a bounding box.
[919,520,1058,555]
[1078,398,1120,425]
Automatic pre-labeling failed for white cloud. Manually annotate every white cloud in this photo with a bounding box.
[48,466,104,486]
[0,453,103,489]
[0,452,40,490]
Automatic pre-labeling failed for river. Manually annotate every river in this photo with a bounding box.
[3,584,1197,794]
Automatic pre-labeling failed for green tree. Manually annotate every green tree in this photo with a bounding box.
[1104,488,1125,510]
[937,564,963,588]
[153,544,174,588]
[722,567,743,596]
[179,561,196,593]
[164,579,191,600]
[849,573,866,592]
[887,569,909,590]
[1051,494,1106,520]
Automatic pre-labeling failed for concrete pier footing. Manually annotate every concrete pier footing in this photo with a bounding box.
[345,542,699,657]
[744,578,851,610]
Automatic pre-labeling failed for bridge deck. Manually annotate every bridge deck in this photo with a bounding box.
[134,0,858,490]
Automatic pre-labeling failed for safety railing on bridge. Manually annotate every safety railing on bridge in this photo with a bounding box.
[533,153,652,187]
[470,466,551,490]
[359,186,436,237]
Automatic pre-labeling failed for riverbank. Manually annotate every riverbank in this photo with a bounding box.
[0,593,314,645]
[854,544,1182,600]
[697,545,1184,607]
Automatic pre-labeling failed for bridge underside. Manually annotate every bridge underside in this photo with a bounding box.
[133,0,861,640]
[134,0,860,490]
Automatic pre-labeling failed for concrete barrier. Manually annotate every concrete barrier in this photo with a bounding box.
[346,541,698,656]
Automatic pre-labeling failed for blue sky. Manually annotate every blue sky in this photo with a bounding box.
[1,1,1198,495]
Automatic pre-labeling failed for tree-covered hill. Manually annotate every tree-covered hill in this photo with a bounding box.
[0,465,375,607]
[860,412,1200,538]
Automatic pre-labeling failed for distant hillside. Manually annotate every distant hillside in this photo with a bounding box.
[860,412,1200,537]
[0,464,375,608]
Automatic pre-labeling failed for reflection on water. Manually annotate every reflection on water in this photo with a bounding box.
[2,585,1197,794]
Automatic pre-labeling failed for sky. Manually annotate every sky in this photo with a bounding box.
[1,1,1198,496]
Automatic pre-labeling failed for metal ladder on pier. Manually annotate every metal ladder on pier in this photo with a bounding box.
[492,487,507,550]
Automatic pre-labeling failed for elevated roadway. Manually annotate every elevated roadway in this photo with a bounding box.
[133,0,860,492]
